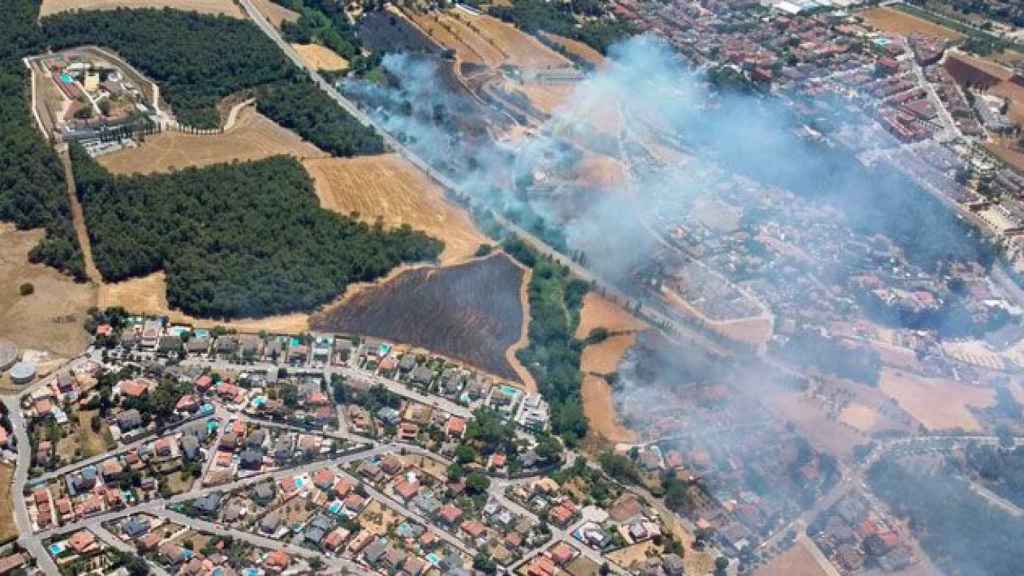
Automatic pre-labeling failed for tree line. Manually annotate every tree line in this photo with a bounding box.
[507,237,591,446]
[0,0,85,280]
[71,146,442,318]
[488,0,635,55]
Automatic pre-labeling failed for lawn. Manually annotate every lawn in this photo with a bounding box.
[77,409,114,457]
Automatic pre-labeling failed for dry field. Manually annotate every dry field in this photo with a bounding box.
[40,0,245,17]
[0,464,16,544]
[0,225,96,359]
[517,83,574,115]
[576,293,647,339]
[762,387,866,460]
[98,271,312,333]
[99,107,327,175]
[409,12,486,66]
[879,368,995,432]
[714,317,774,347]
[458,13,571,70]
[291,43,349,72]
[575,151,628,191]
[581,334,636,376]
[505,265,538,393]
[942,340,1005,371]
[437,12,505,67]
[539,32,605,68]
[985,139,1024,173]
[312,253,527,381]
[582,374,637,444]
[304,154,488,265]
[860,7,965,40]
[839,402,881,433]
[251,0,299,28]
[755,538,831,576]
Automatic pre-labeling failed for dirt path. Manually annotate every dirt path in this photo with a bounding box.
[505,261,537,394]
[58,145,101,285]
[222,97,255,131]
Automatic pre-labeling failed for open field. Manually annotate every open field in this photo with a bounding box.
[985,139,1024,173]
[0,465,14,543]
[40,0,245,18]
[437,12,505,67]
[291,43,349,71]
[762,387,865,460]
[252,0,299,28]
[99,107,328,175]
[505,265,537,393]
[77,409,112,457]
[98,271,312,333]
[539,32,605,68]
[582,374,637,443]
[755,538,831,576]
[0,225,95,359]
[575,151,628,191]
[838,402,880,433]
[454,12,571,70]
[408,11,486,66]
[581,334,636,376]
[576,293,648,339]
[879,368,995,431]
[304,154,488,265]
[517,83,575,115]
[714,317,774,347]
[861,6,965,40]
[312,253,525,381]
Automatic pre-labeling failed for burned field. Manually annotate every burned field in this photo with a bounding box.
[313,253,526,380]
[357,9,439,54]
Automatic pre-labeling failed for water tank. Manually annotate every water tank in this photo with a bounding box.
[9,362,36,385]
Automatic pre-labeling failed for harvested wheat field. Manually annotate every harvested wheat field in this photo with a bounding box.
[312,253,526,381]
[540,32,605,68]
[304,154,488,265]
[100,107,327,175]
[583,374,637,443]
[457,12,571,70]
[40,0,245,17]
[582,334,637,376]
[879,368,995,432]
[839,402,881,433]
[252,0,299,28]
[292,43,349,71]
[98,271,312,333]
[861,7,965,40]
[409,12,486,66]
[755,538,831,576]
[714,317,774,347]
[576,293,647,339]
[575,151,628,191]
[0,225,96,358]
[518,83,574,115]
[436,12,505,67]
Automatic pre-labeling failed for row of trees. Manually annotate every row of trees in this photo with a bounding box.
[0,1,86,280]
[41,8,295,128]
[256,78,384,157]
[508,238,591,446]
[71,147,442,318]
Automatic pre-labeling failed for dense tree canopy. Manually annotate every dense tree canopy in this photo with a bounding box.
[71,147,442,318]
[41,9,294,128]
[256,79,384,157]
[0,0,85,279]
[489,0,634,55]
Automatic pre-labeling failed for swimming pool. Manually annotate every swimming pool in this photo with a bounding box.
[48,543,65,556]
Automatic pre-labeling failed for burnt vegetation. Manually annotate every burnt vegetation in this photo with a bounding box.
[313,252,526,380]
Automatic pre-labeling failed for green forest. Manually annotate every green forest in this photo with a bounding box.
[869,459,1024,576]
[0,0,85,280]
[257,79,383,157]
[40,8,294,128]
[277,0,361,60]
[508,238,590,445]
[71,147,443,318]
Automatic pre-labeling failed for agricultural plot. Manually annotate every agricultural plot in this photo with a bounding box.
[754,538,831,576]
[312,253,526,381]
[39,0,245,17]
[861,6,965,40]
[358,9,439,54]
[879,368,995,431]
[304,154,488,265]
[437,12,506,67]
[582,374,637,444]
[576,292,647,339]
[0,225,96,359]
[540,32,605,68]
[99,107,328,175]
[252,0,299,28]
[409,11,487,66]
[291,43,349,72]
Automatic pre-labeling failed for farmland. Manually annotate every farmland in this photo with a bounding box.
[0,225,95,359]
[878,368,995,432]
[576,292,647,339]
[312,253,526,381]
[582,374,637,444]
[99,107,329,175]
[304,154,488,265]
[252,0,299,28]
[754,538,831,576]
[539,32,606,67]
[39,0,245,18]
[291,43,349,72]
[860,6,965,40]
